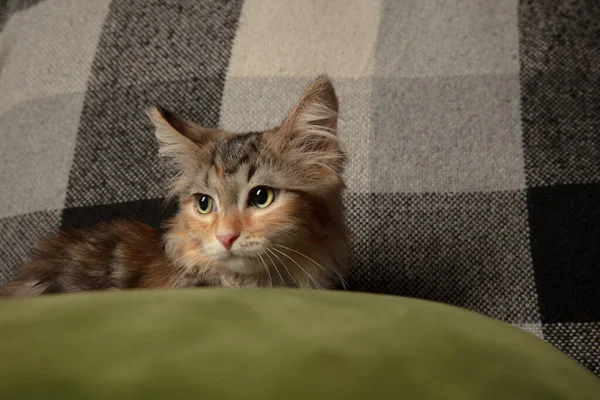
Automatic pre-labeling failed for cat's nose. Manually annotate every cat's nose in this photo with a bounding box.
[216,232,240,250]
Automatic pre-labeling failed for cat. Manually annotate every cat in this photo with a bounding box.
[0,76,349,297]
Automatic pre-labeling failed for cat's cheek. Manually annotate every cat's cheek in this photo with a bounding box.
[244,208,291,244]
[182,203,219,247]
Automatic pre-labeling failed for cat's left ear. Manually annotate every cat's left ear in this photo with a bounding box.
[271,76,345,173]
[283,75,339,132]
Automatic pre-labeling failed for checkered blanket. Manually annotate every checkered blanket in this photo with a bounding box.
[1,0,598,376]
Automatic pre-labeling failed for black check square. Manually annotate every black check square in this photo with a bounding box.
[62,198,177,232]
[527,183,600,323]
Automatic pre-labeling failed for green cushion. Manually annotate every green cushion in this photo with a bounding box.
[0,289,598,399]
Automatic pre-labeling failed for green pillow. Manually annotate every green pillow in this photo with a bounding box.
[0,289,598,399]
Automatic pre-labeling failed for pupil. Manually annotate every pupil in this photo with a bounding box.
[254,189,267,204]
[199,196,209,210]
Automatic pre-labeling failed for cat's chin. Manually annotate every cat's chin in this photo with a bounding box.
[220,256,264,275]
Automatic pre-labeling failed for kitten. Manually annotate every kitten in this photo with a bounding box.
[0,76,348,297]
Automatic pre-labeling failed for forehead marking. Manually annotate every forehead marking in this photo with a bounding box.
[214,164,228,205]
[208,132,264,208]
[247,165,256,182]
[216,132,262,175]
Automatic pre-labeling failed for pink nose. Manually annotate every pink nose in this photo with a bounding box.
[216,232,240,250]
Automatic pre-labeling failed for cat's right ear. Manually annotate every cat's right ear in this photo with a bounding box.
[148,107,217,170]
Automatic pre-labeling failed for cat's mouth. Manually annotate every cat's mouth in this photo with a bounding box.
[203,242,268,275]
[212,248,247,260]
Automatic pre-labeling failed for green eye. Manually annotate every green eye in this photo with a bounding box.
[249,187,277,209]
[195,194,215,214]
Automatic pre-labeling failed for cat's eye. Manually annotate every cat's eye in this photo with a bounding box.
[195,194,215,214]
[249,187,277,209]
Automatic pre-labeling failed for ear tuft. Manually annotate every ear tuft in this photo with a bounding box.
[271,76,345,177]
[285,75,338,134]
[154,106,182,131]
[148,107,208,199]
[148,106,200,163]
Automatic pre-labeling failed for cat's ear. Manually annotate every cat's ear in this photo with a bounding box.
[280,75,339,139]
[148,107,221,170]
[271,75,345,175]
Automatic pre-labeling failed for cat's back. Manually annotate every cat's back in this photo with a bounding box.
[1,220,172,297]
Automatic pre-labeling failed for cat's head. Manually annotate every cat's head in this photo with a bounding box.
[149,76,347,285]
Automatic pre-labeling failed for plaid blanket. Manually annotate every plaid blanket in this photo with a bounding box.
[1,0,598,376]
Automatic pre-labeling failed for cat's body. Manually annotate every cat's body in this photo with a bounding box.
[0,76,349,297]
[0,221,173,296]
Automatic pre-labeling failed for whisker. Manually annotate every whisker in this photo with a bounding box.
[272,248,318,289]
[195,257,213,285]
[256,253,273,288]
[267,248,298,287]
[171,268,188,289]
[263,249,284,286]
[274,244,347,289]
[172,255,201,288]
[170,252,191,266]
[275,244,326,272]
[339,276,348,291]
[251,256,262,287]
[172,251,210,288]
[184,254,204,271]
[170,249,206,266]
